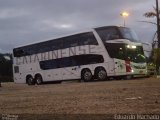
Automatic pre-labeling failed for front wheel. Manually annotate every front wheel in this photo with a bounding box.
[81,69,93,82]
[125,75,133,80]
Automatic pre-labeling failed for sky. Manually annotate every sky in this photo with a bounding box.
[0,0,157,53]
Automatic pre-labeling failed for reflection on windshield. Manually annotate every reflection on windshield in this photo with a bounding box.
[119,27,139,42]
[105,43,146,63]
[126,46,146,63]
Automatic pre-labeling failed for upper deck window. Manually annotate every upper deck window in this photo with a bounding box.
[13,32,98,57]
[119,27,139,42]
[95,27,121,42]
[95,26,140,43]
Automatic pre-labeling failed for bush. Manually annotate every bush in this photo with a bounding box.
[0,76,13,82]
[0,53,13,82]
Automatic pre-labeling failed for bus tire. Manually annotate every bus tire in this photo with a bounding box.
[26,75,35,85]
[35,74,43,85]
[115,76,123,80]
[125,75,133,80]
[95,67,107,81]
[81,69,93,82]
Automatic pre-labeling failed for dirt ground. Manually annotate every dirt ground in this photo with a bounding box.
[0,77,160,119]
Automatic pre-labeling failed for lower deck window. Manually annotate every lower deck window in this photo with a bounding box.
[14,66,19,73]
[40,54,104,70]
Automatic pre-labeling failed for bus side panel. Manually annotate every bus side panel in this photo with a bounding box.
[114,59,126,76]
[43,69,62,82]
[61,67,81,80]
[14,62,40,84]
[13,65,26,84]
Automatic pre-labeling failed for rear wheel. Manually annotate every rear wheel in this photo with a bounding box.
[96,68,107,81]
[115,76,123,80]
[26,76,35,85]
[81,69,93,82]
[125,75,133,80]
[35,75,43,85]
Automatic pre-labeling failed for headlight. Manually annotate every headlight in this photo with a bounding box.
[126,45,137,49]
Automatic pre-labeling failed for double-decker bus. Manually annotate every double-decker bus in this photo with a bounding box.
[13,26,147,85]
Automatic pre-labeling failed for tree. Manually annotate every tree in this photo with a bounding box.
[143,6,160,28]
[152,48,160,74]
[0,53,13,82]
[143,0,160,48]
[143,6,159,29]
[144,6,160,18]
[143,1,160,74]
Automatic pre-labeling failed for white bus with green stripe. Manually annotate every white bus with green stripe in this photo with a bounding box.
[13,26,147,85]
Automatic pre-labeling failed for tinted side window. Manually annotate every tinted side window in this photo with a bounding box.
[62,32,98,49]
[35,39,63,53]
[78,32,98,46]
[14,66,19,73]
[87,55,104,64]
[48,39,63,51]
[58,57,71,68]
[63,36,78,48]
[72,54,104,65]
[13,32,98,57]
[39,54,104,70]
[40,59,58,70]
[13,39,63,57]
[13,49,24,57]
[96,27,120,42]
[105,43,125,60]
[13,47,31,57]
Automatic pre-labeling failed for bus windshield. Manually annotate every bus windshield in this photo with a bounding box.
[119,27,139,42]
[105,43,146,63]
[126,46,146,63]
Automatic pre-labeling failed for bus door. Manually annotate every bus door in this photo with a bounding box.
[114,59,126,75]
[106,60,115,76]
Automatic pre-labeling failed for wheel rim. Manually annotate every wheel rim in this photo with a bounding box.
[126,75,132,80]
[98,70,106,80]
[28,77,33,85]
[84,71,92,81]
[36,77,42,84]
